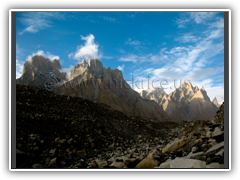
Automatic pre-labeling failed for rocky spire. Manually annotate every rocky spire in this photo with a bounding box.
[82,59,87,64]
[194,86,199,93]
[88,59,104,75]
[212,97,220,108]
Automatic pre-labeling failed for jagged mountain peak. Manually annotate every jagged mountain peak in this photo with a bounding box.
[191,87,210,102]
[212,97,220,108]
[82,59,87,64]
[194,86,199,93]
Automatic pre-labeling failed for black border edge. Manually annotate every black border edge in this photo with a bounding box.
[224,11,229,170]
[11,11,16,169]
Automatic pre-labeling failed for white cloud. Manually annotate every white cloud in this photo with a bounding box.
[103,56,113,59]
[129,15,224,102]
[176,13,191,28]
[59,65,74,73]
[73,34,101,61]
[117,64,125,72]
[119,13,224,103]
[16,59,24,78]
[175,34,201,43]
[209,18,224,28]
[190,12,217,24]
[206,29,224,40]
[19,12,65,35]
[119,54,138,63]
[176,12,218,28]
[26,50,60,63]
[187,67,224,81]
[45,52,60,61]
[119,48,169,64]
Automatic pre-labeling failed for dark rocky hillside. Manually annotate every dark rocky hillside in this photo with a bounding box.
[16,85,177,168]
[16,85,225,169]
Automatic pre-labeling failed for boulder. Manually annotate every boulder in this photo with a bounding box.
[49,149,55,155]
[48,158,58,168]
[32,163,42,168]
[76,149,87,158]
[192,147,197,153]
[147,149,160,159]
[170,159,206,168]
[110,161,127,168]
[208,141,218,148]
[107,157,116,163]
[215,148,224,156]
[135,157,159,168]
[95,159,108,168]
[201,144,209,152]
[195,139,203,146]
[159,158,206,168]
[212,127,224,142]
[206,163,224,168]
[206,131,212,138]
[212,127,223,137]
[162,138,196,153]
[73,163,84,168]
[205,142,224,156]
[159,159,172,168]
[182,152,204,159]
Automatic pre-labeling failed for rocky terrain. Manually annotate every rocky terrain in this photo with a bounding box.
[16,85,224,169]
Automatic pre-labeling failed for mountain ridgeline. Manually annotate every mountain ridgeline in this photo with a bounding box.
[16,55,220,122]
[139,82,220,121]
[16,55,169,121]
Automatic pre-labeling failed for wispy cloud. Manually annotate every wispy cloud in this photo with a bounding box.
[100,16,116,22]
[119,47,169,64]
[176,12,219,28]
[59,65,74,73]
[103,56,113,59]
[71,34,102,61]
[175,33,201,43]
[126,12,141,18]
[16,44,24,59]
[209,17,224,28]
[129,15,224,102]
[117,64,125,72]
[190,12,217,24]
[18,12,65,35]
[117,48,126,54]
[176,13,191,28]
[119,54,138,63]
[125,38,141,45]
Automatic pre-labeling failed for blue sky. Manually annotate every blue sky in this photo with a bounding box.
[16,11,224,103]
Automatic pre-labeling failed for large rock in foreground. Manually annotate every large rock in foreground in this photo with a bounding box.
[135,158,159,168]
[162,138,196,153]
[159,159,206,168]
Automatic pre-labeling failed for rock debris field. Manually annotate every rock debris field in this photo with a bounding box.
[16,85,225,169]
